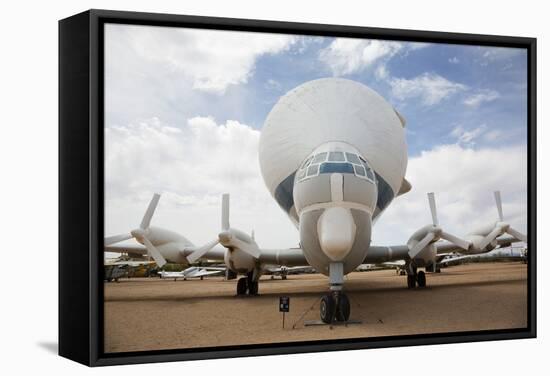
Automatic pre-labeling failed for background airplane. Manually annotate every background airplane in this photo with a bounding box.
[104,259,156,282]
[158,266,225,281]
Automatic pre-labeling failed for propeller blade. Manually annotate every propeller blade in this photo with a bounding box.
[494,191,504,222]
[230,237,261,259]
[506,227,527,243]
[140,193,161,230]
[142,235,167,268]
[477,226,503,250]
[104,233,132,246]
[440,231,471,251]
[409,232,435,259]
[427,192,439,226]
[221,193,230,231]
[186,239,219,264]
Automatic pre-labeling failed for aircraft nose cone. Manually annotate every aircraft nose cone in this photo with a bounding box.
[317,207,357,261]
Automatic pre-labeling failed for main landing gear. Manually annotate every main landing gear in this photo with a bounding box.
[236,271,259,296]
[406,263,426,289]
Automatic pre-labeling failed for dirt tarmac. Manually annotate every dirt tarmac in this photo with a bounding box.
[104,262,527,353]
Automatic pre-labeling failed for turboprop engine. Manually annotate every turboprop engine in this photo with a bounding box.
[186,194,260,274]
[463,191,527,254]
[407,193,471,266]
[104,193,195,267]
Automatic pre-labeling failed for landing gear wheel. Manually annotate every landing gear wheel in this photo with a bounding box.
[335,293,350,322]
[249,280,259,295]
[417,271,426,288]
[236,277,248,295]
[320,294,335,324]
[407,274,416,289]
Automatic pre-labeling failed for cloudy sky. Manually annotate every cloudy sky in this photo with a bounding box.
[104,23,528,249]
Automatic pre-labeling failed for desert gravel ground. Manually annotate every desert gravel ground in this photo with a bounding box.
[104,262,527,353]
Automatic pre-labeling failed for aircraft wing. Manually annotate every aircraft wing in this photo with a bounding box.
[438,255,473,265]
[105,243,148,255]
[200,266,227,271]
[105,260,156,267]
[432,235,521,254]
[363,235,522,264]
[257,248,309,267]
[188,269,224,278]
[265,265,314,273]
[364,245,410,263]
[382,260,406,267]
[159,271,184,278]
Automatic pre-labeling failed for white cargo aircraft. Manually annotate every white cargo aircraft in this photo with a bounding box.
[105,78,527,324]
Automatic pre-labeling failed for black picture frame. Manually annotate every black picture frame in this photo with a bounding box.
[59,9,537,367]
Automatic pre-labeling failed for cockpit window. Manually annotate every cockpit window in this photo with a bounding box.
[296,151,376,183]
[345,152,361,164]
[328,151,345,162]
[365,168,375,181]
[306,164,319,177]
[300,155,313,169]
[311,152,327,164]
[320,162,354,174]
[354,165,366,177]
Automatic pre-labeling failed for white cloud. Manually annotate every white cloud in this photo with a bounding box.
[389,73,467,105]
[374,144,527,245]
[107,24,297,94]
[105,117,298,249]
[463,89,500,107]
[265,79,282,91]
[483,129,503,142]
[319,38,428,76]
[449,56,460,64]
[479,46,525,66]
[375,65,389,80]
[319,39,401,76]
[451,124,487,145]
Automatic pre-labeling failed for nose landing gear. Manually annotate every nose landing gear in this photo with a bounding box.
[320,291,350,324]
[319,262,352,324]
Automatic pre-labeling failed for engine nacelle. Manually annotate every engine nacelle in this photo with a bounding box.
[407,225,438,266]
[222,229,258,274]
[464,222,500,254]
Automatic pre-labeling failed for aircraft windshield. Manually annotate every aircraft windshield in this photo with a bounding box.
[319,162,354,174]
[297,151,376,183]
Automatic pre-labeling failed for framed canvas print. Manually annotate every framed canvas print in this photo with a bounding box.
[59,9,536,366]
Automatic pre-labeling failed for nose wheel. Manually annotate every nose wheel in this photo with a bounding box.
[320,292,350,324]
